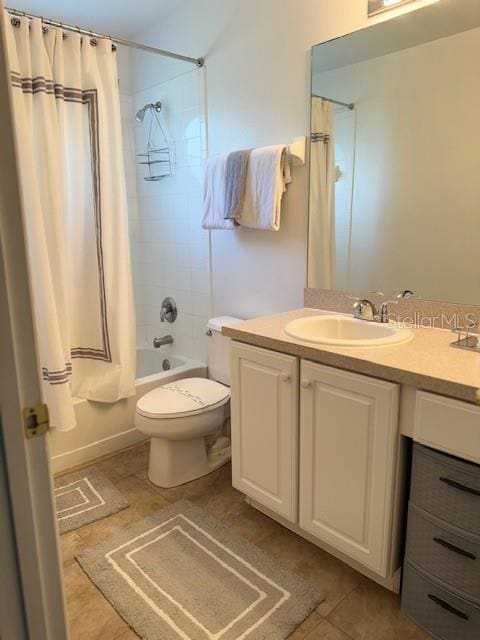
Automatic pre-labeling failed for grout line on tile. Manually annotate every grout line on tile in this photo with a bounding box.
[320,576,367,620]
[328,619,357,640]
[301,620,323,639]
[114,629,138,640]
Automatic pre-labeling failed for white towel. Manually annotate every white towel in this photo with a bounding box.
[202,155,236,230]
[236,145,292,231]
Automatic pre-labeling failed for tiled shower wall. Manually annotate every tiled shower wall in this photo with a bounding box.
[119,92,142,342]
[122,68,209,363]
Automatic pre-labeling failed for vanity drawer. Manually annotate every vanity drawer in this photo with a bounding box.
[405,504,480,602]
[402,562,480,640]
[414,391,480,464]
[410,444,480,536]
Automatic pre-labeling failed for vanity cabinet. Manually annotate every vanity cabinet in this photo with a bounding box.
[299,361,400,575]
[230,341,401,581]
[230,342,299,522]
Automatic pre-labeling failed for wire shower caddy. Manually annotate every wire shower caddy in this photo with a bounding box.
[136,101,175,181]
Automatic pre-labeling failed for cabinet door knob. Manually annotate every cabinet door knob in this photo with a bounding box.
[280,372,291,382]
[301,378,312,389]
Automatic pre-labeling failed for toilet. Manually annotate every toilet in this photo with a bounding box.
[135,316,241,487]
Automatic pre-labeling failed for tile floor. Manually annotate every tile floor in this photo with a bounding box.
[59,441,430,640]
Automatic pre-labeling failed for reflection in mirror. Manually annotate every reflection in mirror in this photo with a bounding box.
[308,0,480,304]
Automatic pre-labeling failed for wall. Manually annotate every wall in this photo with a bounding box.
[129,0,439,321]
[131,68,209,361]
[312,25,480,304]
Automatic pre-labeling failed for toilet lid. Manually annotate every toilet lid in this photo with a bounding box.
[136,377,230,419]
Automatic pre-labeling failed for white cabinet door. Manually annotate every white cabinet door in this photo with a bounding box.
[299,360,399,576]
[230,341,299,522]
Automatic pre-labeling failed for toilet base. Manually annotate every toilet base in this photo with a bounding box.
[147,435,231,488]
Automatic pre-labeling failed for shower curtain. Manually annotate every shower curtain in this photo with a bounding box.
[5,14,136,431]
[308,97,335,289]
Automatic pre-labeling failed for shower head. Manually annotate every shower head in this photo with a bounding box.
[135,106,147,122]
[135,101,162,123]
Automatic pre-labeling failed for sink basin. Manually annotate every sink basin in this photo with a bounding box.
[284,315,412,347]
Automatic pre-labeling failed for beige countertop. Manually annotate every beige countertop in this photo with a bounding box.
[223,308,480,404]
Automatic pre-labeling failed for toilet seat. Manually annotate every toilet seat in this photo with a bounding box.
[136,377,230,419]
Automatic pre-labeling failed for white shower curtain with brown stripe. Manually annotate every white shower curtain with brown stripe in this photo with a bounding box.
[5,14,136,431]
[308,97,335,289]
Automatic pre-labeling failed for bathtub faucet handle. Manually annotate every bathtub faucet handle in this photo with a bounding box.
[160,297,177,323]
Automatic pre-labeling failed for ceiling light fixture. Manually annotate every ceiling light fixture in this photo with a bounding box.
[368,0,416,17]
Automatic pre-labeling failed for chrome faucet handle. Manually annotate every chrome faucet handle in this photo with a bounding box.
[160,297,177,323]
[397,289,415,299]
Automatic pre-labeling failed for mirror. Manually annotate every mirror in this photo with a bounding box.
[308,0,480,305]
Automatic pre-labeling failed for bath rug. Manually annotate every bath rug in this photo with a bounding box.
[76,500,324,640]
[55,466,128,535]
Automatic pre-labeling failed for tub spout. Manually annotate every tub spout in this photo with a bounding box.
[153,335,174,348]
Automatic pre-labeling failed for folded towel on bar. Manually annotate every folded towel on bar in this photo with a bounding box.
[236,145,292,231]
[202,154,236,229]
[224,149,251,219]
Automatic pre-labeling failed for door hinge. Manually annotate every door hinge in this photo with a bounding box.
[23,404,50,439]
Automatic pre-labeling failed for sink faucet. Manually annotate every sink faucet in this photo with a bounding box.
[352,299,397,324]
[153,335,174,348]
[352,299,377,321]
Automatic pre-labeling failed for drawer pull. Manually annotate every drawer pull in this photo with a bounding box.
[427,594,469,621]
[439,476,480,497]
[433,537,476,560]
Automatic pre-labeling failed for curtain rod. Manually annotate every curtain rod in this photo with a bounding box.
[312,94,354,110]
[6,7,204,68]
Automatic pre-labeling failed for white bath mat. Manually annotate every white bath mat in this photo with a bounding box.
[76,500,324,640]
[55,466,128,534]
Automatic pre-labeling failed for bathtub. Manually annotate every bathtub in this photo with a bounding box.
[49,350,207,473]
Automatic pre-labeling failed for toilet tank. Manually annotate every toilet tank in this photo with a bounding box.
[207,316,242,386]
